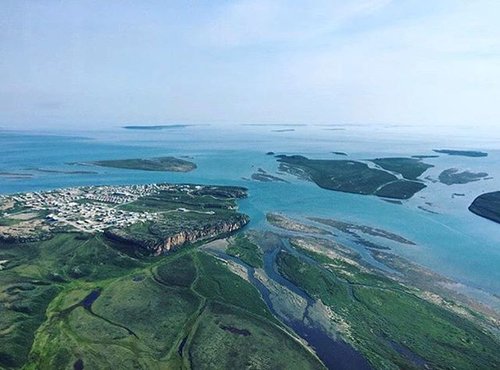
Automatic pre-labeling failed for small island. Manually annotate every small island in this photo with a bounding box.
[0,171,33,179]
[123,124,190,130]
[250,168,288,183]
[433,149,488,157]
[32,168,99,175]
[469,191,500,224]
[92,156,196,172]
[411,155,439,159]
[438,168,489,185]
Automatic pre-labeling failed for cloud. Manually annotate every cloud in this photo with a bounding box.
[198,0,393,47]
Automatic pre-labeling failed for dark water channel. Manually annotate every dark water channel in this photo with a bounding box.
[212,243,372,370]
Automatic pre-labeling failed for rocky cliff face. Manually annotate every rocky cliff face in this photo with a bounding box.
[105,214,249,256]
[155,217,248,255]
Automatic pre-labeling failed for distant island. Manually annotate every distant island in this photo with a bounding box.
[123,125,190,130]
[272,129,295,132]
[433,149,488,157]
[242,123,306,127]
[331,151,348,156]
[92,156,196,172]
[277,155,431,199]
[469,191,500,224]
[0,171,33,179]
[438,168,489,185]
[30,168,99,175]
[412,155,439,159]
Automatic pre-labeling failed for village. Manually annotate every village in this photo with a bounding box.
[0,183,202,234]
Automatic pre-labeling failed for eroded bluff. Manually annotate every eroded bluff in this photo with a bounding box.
[105,214,249,256]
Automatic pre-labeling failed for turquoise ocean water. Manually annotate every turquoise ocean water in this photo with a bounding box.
[1,125,499,308]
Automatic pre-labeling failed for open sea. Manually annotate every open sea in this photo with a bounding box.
[1,124,500,309]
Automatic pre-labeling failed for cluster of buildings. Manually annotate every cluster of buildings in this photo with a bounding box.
[0,183,200,234]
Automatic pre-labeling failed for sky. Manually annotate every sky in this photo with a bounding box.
[1,0,500,131]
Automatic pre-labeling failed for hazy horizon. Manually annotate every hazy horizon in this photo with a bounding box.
[1,1,500,131]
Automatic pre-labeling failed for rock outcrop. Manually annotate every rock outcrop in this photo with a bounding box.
[469,191,500,224]
[105,214,249,256]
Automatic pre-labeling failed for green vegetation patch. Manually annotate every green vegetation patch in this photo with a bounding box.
[118,188,239,213]
[371,157,433,180]
[0,276,60,368]
[0,233,143,369]
[194,252,273,320]
[226,234,263,268]
[276,250,500,369]
[67,306,130,342]
[93,277,201,357]
[374,180,426,200]
[155,254,197,287]
[189,302,324,370]
[0,216,23,226]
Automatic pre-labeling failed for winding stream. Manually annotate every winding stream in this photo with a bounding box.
[210,239,372,370]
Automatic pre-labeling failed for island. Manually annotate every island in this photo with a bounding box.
[331,151,348,156]
[91,156,196,172]
[0,171,33,179]
[242,123,306,127]
[469,191,500,224]
[276,155,429,199]
[31,168,99,175]
[433,149,488,157]
[123,124,190,130]
[411,155,439,159]
[438,168,489,185]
